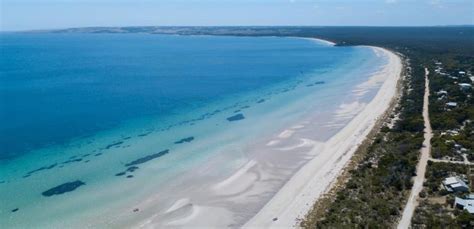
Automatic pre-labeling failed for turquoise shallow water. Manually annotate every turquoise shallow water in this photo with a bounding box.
[0,34,387,227]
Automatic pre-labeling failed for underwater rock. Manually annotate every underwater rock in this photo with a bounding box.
[62,158,82,164]
[306,81,325,87]
[105,141,124,149]
[115,172,126,176]
[125,150,170,167]
[174,137,195,144]
[227,114,245,122]
[127,166,139,172]
[137,132,152,137]
[25,163,58,176]
[42,180,85,197]
[115,166,139,177]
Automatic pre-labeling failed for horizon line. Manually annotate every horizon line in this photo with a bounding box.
[2,24,474,33]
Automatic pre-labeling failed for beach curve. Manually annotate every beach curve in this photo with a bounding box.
[243,46,403,228]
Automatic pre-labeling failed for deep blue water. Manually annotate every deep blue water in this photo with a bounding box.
[0,33,352,160]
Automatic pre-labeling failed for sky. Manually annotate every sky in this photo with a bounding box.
[1,0,473,31]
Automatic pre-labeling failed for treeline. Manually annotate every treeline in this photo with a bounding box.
[406,25,474,228]
[290,27,473,228]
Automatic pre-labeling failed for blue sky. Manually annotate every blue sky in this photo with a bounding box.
[1,0,473,31]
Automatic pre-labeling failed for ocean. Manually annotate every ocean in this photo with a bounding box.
[0,33,388,227]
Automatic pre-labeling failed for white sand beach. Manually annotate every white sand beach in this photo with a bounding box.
[134,46,403,228]
[244,46,402,228]
[300,37,337,46]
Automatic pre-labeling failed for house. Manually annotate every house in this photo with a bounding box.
[459,83,472,90]
[454,143,467,154]
[447,129,460,136]
[443,176,469,192]
[437,90,448,96]
[455,196,474,214]
[446,102,458,108]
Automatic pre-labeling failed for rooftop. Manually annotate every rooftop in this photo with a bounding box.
[455,197,474,214]
[444,177,460,185]
[443,176,469,192]
[446,102,458,107]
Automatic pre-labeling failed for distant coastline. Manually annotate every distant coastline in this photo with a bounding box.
[298,37,336,46]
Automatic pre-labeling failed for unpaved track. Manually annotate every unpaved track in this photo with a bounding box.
[398,68,432,229]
